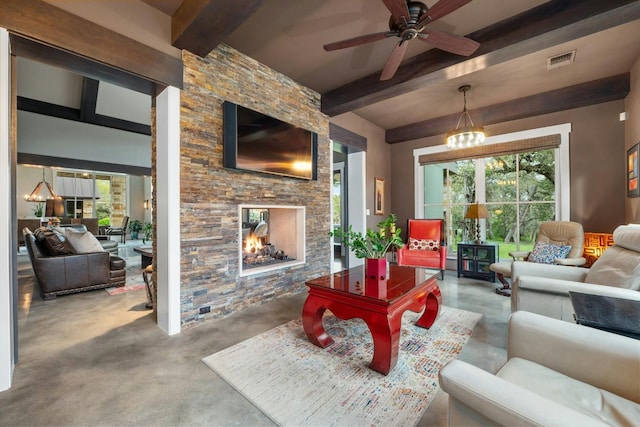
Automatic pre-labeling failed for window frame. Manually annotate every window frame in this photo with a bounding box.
[413,123,571,223]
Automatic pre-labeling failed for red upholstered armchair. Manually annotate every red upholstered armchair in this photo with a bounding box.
[397,219,447,279]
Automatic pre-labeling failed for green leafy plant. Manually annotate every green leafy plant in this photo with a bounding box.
[142,222,152,243]
[32,202,44,217]
[128,219,143,233]
[329,213,404,259]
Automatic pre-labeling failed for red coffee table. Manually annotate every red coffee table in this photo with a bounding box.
[302,264,441,375]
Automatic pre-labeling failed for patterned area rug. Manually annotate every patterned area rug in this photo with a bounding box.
[105,283,146,295]
[202,306,482,427]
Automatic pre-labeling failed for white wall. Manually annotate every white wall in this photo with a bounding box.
[18,111,151,167]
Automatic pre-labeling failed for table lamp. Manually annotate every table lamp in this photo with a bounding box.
[465,203,488,243]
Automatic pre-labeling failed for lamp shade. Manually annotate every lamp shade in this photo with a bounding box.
[464,203,488,219]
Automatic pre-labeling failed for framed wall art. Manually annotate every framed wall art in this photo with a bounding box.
[374,177,384,215]
[627,143,639,198]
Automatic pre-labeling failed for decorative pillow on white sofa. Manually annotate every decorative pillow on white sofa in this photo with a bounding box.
[409,237,439,251]
[64,227,105,254]
[527,241,571,264]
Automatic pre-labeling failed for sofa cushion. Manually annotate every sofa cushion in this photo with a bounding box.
[33,227,76,256]
[408,237,439,251]
[527,241,571,264]
[613,224,640,252]
[64,227,105,254]
[497,357,640,427]
[585,246,640,290]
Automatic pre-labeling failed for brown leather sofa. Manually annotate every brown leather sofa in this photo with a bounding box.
[17,219,43,249]
[23,227,126,300]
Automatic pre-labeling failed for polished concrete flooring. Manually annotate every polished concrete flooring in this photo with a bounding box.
[1,242,511,426]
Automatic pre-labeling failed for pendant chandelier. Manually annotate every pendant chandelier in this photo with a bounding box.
[24,168,57,202]
[446,84,486,149]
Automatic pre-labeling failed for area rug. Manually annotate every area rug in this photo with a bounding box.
[105,283,146,295]
[202,306,482,427]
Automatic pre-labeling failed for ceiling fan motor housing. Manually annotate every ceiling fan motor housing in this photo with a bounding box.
[388,1,429,33]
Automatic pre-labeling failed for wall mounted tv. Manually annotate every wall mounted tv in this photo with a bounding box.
[223,101,318,180]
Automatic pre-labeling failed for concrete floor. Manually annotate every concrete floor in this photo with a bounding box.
[1,243,511,426]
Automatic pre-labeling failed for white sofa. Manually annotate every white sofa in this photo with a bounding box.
[439,311,640,426]
[511,224,640,321]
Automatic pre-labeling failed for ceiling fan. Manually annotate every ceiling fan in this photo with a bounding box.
[323,0,480,81]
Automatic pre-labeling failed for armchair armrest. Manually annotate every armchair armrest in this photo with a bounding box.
[508,250,530,260]
[512,275,640,320]
[554,256,586,266]
[508,311,640,402]
[439,360,606,427]
[511,261,589,282]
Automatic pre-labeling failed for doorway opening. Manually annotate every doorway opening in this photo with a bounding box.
[332,142,348,271]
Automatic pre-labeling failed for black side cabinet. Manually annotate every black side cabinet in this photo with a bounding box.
[457,242,498,282]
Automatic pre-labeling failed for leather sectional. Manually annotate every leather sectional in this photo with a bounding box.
[23,227,126,300]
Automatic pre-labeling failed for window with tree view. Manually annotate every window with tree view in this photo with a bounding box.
[423,148,556,260]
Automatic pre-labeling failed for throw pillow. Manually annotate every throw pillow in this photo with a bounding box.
[33,227,76,256]
[64,227,105,254]
[408,237,439,251]
[527,241,571,264]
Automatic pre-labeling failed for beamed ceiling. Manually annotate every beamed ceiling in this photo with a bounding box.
[15,0,640,145]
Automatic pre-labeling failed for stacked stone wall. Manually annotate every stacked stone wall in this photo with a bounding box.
[179,45,331,328]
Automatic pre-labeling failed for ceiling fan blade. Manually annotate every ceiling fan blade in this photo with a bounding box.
[417,0,473,26]
[381,0,410,24]
[324,31,394,51]
[419,30,480,56]
[380,41,408,81]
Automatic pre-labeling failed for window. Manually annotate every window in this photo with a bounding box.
[55,170,126,227]
[413,124,571,260]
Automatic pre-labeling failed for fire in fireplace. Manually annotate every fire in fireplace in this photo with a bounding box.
[242,234,290,268]
[241,208,293,270]
[239,205,305,276]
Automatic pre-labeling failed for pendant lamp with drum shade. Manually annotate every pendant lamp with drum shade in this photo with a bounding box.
[446,85,486,149]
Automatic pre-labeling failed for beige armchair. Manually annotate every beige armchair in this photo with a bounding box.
[439,311,640,426]
[512,224,640,321]
[490,221,586,296]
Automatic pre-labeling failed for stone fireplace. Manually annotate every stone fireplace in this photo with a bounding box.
[239,204,305,276]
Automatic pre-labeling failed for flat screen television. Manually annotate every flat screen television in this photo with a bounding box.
[223,101,318,180]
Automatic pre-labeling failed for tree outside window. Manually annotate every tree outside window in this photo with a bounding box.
[424,149,556,259]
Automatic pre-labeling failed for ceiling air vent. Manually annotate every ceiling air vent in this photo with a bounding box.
[547,50,576,70]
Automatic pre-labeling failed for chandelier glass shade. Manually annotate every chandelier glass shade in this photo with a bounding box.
[446,85,486,149]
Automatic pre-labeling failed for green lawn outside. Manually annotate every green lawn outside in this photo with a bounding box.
[450,240,534,260]
[485,240,534,260]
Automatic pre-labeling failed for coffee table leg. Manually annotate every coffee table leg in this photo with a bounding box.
[366,313,402,375]
[416,285,442,328]
[302,294,334,348]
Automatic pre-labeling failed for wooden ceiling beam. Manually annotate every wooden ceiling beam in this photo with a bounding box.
[321,0,640,117]
[0,0,182,89]
[18,153,151,176]
[9,35,163,96]
[386,73,630,144]
[18,97,152,136]
[80,78,99,122]
[172,0,265,57]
